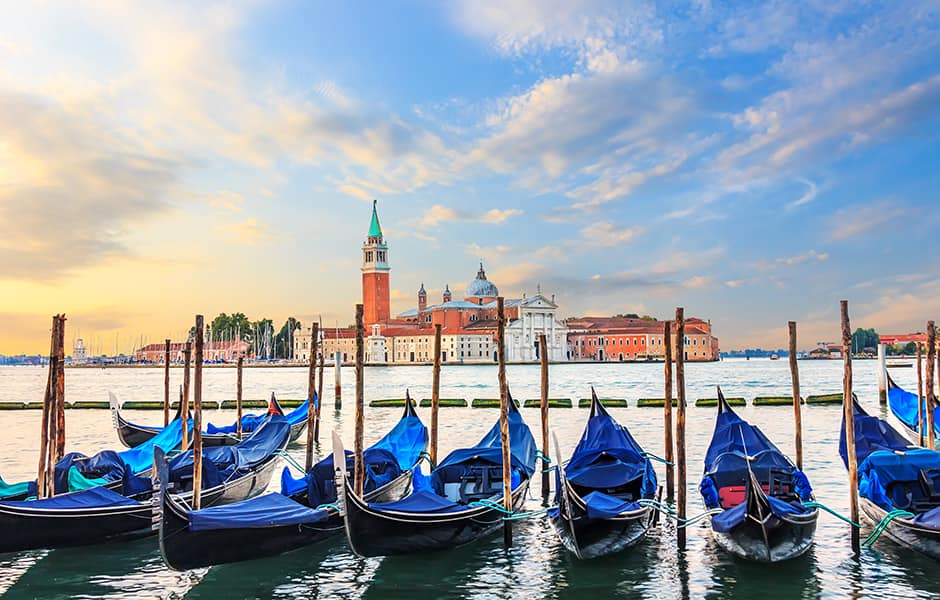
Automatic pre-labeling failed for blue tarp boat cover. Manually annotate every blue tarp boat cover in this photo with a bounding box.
[188,492,329,531]
[887,378,940,438]
[0,476,35,500]
[436,401,536,478]
[581,490,642,520]
[368,489,469,514]
[0,485,142,510]
[279,406,427,506]
[169,415,289,488]
[118,417,185,474]
[54,451,126,495]
[857,448,940,511]
[562,400,656,501]
[914,505,940,528]
[207,400,309,435]
[839,400,911,469]
[701,395,812,511]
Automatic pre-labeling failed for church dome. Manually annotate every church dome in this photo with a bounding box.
[465,263,498,298]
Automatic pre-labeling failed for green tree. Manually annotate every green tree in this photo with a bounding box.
[274,317,301,359]
[851,328,879,353]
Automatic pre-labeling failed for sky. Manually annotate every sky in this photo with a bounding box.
[1,1,939,354]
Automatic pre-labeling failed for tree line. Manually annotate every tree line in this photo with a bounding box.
[188,313,303,360]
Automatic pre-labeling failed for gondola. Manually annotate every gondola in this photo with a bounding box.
[549,388,657,559]
[157,400,428,570]
[0,414,290,554]
[110,392,309,448]
[0,412,187,502]
[886,372,939,446]
[340,392,536,557]
[840,399,940,559]
[699,388,817,562]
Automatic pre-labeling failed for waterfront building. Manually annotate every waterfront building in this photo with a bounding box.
[135,341,249,363]
[566,316,719,362]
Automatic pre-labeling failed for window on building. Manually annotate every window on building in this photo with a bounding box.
[365,251,373,262]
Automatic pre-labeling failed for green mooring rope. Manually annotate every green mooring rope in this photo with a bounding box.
[863,509,915,547]
[276,450,305,473]
[801,501,861,528]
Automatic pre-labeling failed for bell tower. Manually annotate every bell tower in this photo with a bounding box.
[362,200,390,327]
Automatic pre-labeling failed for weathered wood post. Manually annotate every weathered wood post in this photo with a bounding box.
[431,324,442,464]
[192,315,205,510]
[164,339,171,426]
[841,300,860,555]
[539,333,550,505]
[182,341,192,450]
[663,320,675,504]
[675,308,687,550]
[316,340,324,442]
[236,356,244,439]
[54,314,66,462]
[354,305,365,495]
[788,322,803,470]
[927,321,936,449]
[37,315,59,498]
[496,297,513,547]
[917,342,925,447]
[334,350,343,409]
[877,343,887,405]
[306,323,319,470]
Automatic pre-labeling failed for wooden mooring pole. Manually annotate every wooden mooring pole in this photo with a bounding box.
[841,300,860,555]
[927,321,936,449]
[236,356,244,439]
[354,305,365,496]
[182,341,192,450]
[163,339,171,426]
[917,342,925,447]
[192,315,205,510]
[539,333,550,505]
[316,337,324,442]
[877,343,887,405]
[675,308,687,550]
[54,315,66,463]
[496,297,513,548]
[37,315,63,498]
[663,320,675,504]
[788,322,803,470]
[431,324,442,465]
[306,323,319,470]
[334,351,342,410]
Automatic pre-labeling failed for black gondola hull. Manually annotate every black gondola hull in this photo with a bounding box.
[861,498,940,560]
[550,496,651,560]
[710,509,817,562]
[159,468,413,570]
[343,479,530,557]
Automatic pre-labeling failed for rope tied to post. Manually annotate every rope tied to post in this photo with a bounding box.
[276,450,306,473]
[643,452,675,466]
[863,510,915,547]
[801,501,860,528]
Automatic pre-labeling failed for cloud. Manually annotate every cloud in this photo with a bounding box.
[832,200,906,240]
[226,218,270,245]
[419,204,523,227]
[787,178,818,209]
[0,90,182,281]
[753,249,830,271]
[579,222,645,247]
[465,243,512,262]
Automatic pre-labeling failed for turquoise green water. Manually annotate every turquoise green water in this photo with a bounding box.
[0,360,936,599]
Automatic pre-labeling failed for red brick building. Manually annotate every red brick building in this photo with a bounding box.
[135,341,249,363]
[567,316,718,362]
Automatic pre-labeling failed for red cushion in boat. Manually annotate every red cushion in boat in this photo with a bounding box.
[717,484,791,509]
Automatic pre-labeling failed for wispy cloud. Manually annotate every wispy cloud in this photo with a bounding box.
[419,204,522,227]
[832,200,906,240]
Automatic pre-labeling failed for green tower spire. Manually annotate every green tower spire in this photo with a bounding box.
[368,199,383,238]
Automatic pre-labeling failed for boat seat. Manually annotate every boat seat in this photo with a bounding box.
[717,483,791,509]
[458,465,505,504]
[886,481,916,511]
[920,469,940,498]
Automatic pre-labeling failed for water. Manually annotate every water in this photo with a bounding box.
[0,359,936,599]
